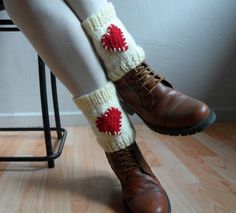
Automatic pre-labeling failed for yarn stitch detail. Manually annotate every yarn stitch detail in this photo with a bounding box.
[101,24,128,52]
[96,107,122,135]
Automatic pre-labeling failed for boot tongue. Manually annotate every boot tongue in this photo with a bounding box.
[138,62,173,89]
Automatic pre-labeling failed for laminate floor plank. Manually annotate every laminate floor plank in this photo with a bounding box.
[0,124,235,213]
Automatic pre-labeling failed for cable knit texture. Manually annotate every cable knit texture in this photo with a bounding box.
[82,2,145,81]
[73,82,135,153]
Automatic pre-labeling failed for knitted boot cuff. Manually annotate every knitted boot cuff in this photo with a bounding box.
[72,81,115,112]
[72,82,135,153]
[82,2,116,34]
[81,2,145,81]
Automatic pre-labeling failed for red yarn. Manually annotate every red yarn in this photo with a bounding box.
[101,24,128,52]
[96,107,122,135]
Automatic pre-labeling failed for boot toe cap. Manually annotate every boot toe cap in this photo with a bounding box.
[184,99,210,125]
[166,95,211,129]
[186,99,210,127]
[126,190,170,213]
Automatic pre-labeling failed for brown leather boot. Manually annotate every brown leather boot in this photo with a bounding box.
[105,142,171,213]
[114,61,216,136]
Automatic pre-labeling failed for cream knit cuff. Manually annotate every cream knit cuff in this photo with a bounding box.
[82,2,145,81]
[73,82,135,153]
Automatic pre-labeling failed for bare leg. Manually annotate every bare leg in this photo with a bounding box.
[3,0,108,97]
[64,0,108,21]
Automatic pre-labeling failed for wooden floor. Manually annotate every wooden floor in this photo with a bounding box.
[0,123,235,213]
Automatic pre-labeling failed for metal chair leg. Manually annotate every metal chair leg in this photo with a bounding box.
[38,56,55,168]
[50,72,62,140]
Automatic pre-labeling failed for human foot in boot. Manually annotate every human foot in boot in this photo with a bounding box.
[114,61,216,136]
[105,142,171,213]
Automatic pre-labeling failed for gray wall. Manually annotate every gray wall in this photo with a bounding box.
[0,0,236,128]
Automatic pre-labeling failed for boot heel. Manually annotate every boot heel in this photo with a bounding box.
[120,101,135,115]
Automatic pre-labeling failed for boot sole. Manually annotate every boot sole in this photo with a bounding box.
[120,101,216,136]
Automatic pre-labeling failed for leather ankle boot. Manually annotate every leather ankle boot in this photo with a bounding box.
[105,142,171,213]
[114,61,216,136]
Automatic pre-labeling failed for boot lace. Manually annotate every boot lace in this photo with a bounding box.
[134,63,165,94]
[118,145,141,172]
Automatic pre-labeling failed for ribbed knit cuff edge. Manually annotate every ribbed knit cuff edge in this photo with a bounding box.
[82,2,116,32]
[108,50,145,81]
[103,136,135,153]
[72,82,116,112]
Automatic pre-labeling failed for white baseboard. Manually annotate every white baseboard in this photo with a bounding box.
[0,108,235,128]
[0,111,143,128]
[213,107,236,122]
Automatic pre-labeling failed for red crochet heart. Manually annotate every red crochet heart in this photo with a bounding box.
[96,107,122,135]
[101,24,128,52]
